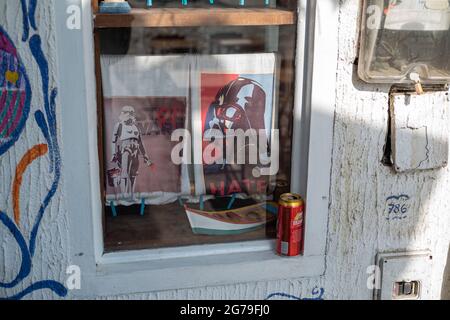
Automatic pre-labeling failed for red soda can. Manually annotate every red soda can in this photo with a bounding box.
[276,193,304,257]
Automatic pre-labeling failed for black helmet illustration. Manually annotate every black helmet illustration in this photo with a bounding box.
[208,77,267,134]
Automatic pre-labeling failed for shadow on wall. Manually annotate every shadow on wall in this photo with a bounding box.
[442,247,450,300]
[97,0,450,300]
[306,0,450,299]
[93,0,450,300]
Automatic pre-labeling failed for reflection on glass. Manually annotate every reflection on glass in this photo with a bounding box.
[97,2,297,251]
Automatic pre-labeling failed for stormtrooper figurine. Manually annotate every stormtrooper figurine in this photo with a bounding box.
[111,105,151,197]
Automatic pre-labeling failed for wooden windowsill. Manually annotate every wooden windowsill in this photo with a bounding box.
[104,202,276,253]
[94,8,296,28]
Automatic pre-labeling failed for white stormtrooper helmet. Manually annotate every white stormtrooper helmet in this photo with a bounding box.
[119,105,136,123]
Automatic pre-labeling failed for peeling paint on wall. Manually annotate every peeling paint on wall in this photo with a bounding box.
[390,92,449,172]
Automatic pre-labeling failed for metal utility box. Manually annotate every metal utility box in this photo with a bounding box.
[359,0,450,84]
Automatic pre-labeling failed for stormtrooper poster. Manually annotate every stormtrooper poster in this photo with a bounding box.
[191,54,278,197]
[101,55,190,205]
[104,97,186,201]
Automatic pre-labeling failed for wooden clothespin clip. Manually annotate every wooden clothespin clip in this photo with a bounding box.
[410,73,424,95]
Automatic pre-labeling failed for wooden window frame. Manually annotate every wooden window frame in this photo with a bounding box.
[93,0,298,252]
[92,0,296,28]
[56,0,337,297]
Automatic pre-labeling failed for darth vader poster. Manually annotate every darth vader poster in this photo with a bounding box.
[191,53,278,197]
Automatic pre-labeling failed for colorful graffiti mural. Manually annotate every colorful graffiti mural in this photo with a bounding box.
[0,0,67,300]
[0,26,31,157]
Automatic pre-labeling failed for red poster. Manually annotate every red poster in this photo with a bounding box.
[199,73,275,196]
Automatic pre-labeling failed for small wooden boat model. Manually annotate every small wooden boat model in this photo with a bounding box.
[184,200,277,235]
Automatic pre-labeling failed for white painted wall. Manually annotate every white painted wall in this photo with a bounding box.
[326,1,450,299]
[1,0,449,300]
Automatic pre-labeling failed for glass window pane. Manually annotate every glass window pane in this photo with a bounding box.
[96,1,298,252]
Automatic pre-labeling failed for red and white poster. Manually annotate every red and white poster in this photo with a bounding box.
[191,53,279,197]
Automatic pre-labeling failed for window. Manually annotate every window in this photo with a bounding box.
[58,0,336,296]
[93,0,300,252]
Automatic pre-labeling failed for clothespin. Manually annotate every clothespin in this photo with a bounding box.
[227,194,237,210]
[200,194,205,211]
[140,198,145,216]
[110,201,118,217]
[410,73,424,95]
